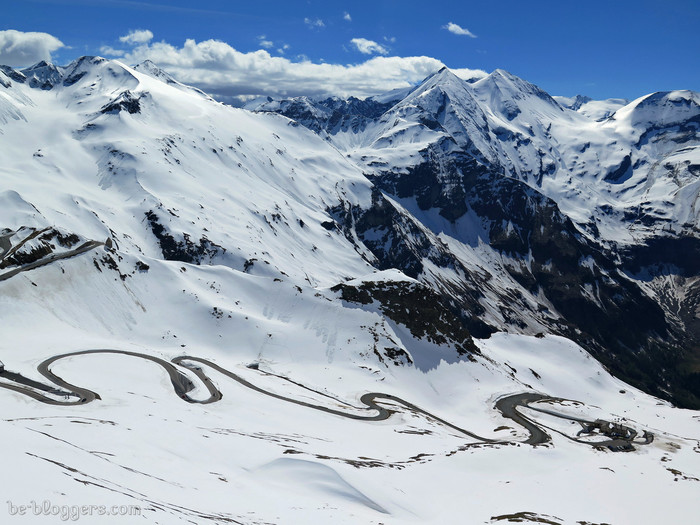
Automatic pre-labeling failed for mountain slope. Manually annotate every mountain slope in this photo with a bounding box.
[0,57,698,524]
[253,68,700,409]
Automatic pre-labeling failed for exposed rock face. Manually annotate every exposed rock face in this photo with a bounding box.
[145,211,224,264]
[332,279,479,359]
[101,91,144,114]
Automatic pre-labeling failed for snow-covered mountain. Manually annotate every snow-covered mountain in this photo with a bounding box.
[554,94,629,120]
[0,57,698,524]
[252,67,700,410]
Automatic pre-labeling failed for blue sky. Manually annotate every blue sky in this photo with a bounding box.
[1,0,698,102]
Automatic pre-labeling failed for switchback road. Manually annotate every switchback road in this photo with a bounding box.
[0,349,653,451]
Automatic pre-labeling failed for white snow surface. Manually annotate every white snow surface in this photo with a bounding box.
[0,57,697,524]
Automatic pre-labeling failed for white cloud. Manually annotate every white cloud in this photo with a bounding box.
[119,29,154,45]
[99,45,125,57]
[0,29,65,67]
[343,12,352,22]
[350,38,388,55]
[304,17,325,28]
[277,44,290,55]
[119,37,487,103]
[257,36,273,49]
[451,67,488,82]
[443,22,477,38]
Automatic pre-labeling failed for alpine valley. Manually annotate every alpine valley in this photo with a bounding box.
[0,56,698,524]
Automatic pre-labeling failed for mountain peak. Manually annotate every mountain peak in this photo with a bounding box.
[472,68,563,118]
[478,68,541,93]
[408,67,471,99]
[138,59,158,68]
[66,55,106,69]
[21,60,59,74]
[20,60,63,89]
[28,60,51,69]
[133,59,172,79]
[0,65,27,84]
[132,59,213,100]
[607,89,700,134]
[427,66,464,83]
[491,68,517,80]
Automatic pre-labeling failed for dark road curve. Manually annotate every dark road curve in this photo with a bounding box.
[0,240,104,282]
[0,349,652,451]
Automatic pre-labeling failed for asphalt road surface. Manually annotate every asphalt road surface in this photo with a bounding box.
[0,240,104,282]
[0,349,653,451]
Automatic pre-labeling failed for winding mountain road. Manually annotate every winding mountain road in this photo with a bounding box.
[0,229,652,451]
[0,240,104,282]
[0,349,653,451]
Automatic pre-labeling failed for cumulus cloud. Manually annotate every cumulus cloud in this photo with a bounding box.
[257,36,273,49]
[0,29,65,67]
[119,37,489,103]
[119,29,154,45]
[443,22,477,38]
[343,12,352,22]
[304,17,325,29]
[451,67,488,82]
[350,38,388,55]
[99,45,125,57]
